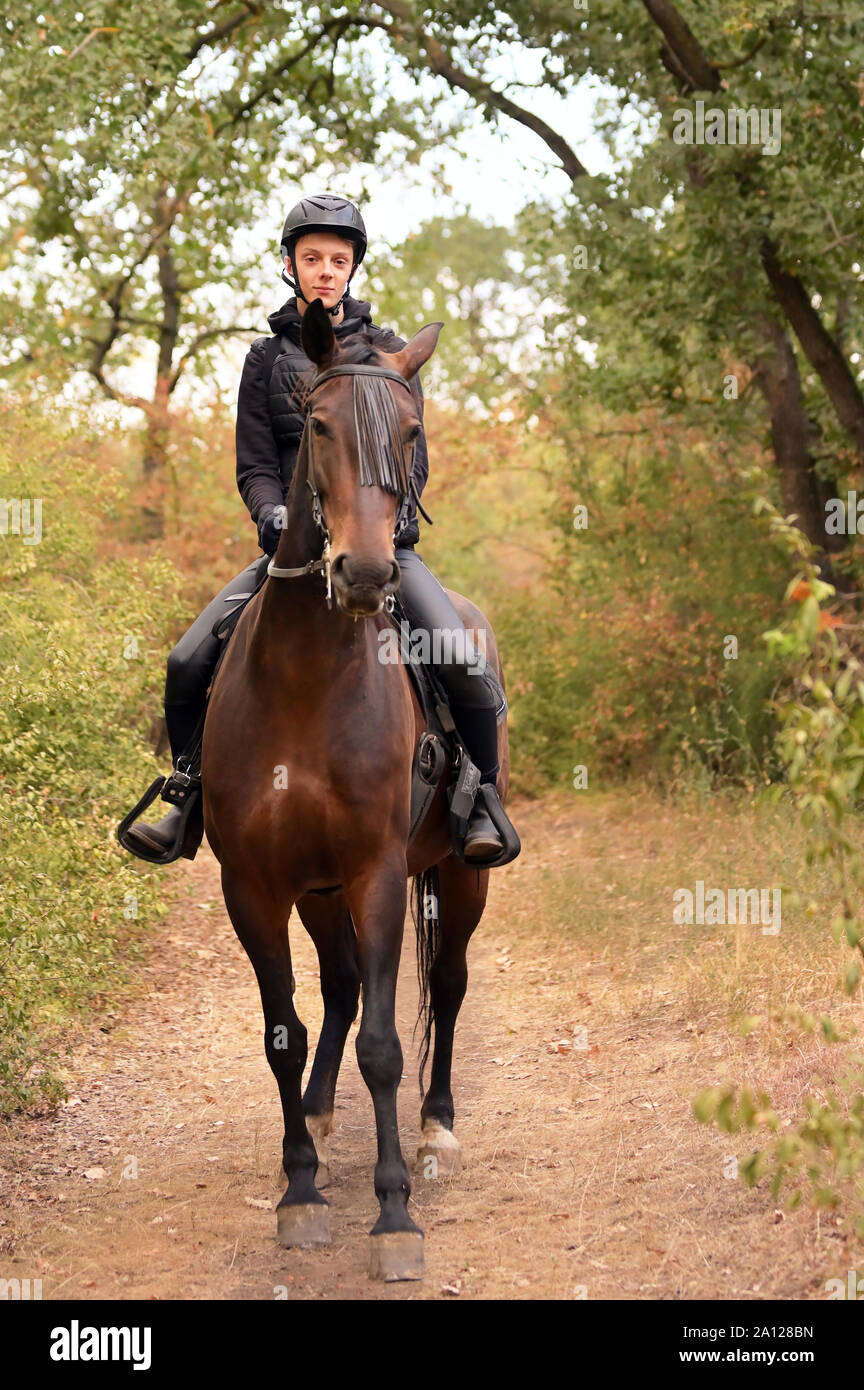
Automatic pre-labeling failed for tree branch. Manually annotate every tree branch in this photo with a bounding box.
[640,0,722,91]
[64,27,119,61]
[188,3,263,62]
[372,0,591,181]
[713,36,767,71]
[639,5,864,480]
[169,324,263,390]
[89,358,154,415]
[214,16,363,135]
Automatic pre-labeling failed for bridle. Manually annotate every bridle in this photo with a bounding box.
[267,363,417,610]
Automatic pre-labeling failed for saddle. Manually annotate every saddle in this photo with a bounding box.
[117,569,520,870]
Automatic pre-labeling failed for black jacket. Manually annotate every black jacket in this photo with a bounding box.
[235,294,429,551]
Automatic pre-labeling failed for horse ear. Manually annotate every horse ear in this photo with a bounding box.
[300,298,337,367]
[386,322,444,382]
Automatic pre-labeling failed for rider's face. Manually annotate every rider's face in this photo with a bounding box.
[287,233,355,310]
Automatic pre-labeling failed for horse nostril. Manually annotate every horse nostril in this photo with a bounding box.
[331,552,396,592]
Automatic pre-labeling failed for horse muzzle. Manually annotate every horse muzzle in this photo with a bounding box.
[331,552,400,617]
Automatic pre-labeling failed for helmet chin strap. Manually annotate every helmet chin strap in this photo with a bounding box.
[281,260,355,318]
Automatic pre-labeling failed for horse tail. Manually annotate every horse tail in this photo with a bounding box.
[412,865,440,1095]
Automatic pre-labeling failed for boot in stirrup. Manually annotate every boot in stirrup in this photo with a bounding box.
[463,793,505,860]
[451,773,521,870]
[117,765,204,865]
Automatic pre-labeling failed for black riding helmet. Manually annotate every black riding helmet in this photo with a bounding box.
[280,193,368,317]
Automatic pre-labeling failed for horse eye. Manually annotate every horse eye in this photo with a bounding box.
[311,417,326,436]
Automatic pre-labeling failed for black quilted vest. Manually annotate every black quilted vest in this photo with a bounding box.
[265,295,403,491]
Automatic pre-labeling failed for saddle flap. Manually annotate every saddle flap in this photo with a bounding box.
[408,732,449,843]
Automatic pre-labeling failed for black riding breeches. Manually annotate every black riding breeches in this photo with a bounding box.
[163,547,500,762]
[164,554,269,759]
[394,547,500,711]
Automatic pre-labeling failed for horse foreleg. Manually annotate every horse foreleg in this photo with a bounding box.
[220,867,329,1248]
[295,892,361,1187]
[417,858,488,1179]
[346,856,423,1282]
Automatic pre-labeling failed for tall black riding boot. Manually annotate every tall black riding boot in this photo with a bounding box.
[119,554,268,865]
[451,703,507,862]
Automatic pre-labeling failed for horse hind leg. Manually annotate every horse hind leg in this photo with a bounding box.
[295,892,361,1188]
[416,857,488,1180]
[220,867,330,1248]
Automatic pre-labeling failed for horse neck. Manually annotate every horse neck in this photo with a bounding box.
[271,432,324,575]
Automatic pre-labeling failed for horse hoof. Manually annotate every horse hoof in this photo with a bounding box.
[368,1230,425,1282]
[417,1120,462,1177]
[276,1202,331,1249]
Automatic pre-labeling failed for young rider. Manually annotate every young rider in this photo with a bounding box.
[120,193,515,865]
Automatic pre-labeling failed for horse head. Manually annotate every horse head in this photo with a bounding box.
[299,299,443,618]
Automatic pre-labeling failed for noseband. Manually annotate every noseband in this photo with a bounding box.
[267,363,416,609]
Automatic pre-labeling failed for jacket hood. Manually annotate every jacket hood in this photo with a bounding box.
[267,294,373,339]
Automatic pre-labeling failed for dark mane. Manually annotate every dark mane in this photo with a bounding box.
[296,330,411,498]
[332,334,390,367]
[293,331,391,410]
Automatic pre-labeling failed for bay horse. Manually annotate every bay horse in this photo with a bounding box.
[202,300,512,1281]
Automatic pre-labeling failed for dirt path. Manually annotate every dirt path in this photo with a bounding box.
[0,795,857,1300]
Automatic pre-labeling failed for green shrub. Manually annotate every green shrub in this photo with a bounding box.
[0,405,186,1111]
[694,502,864,1225]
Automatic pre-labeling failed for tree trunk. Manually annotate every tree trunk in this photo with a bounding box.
[139,195,184,536]
[760,239,864,466]
[139,386,172,540]
[753,316,848,585]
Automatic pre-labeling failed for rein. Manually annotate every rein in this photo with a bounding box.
[267,363,416,609]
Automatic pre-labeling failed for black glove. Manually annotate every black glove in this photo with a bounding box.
[257,505,287,556]
[396,517,420,549]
